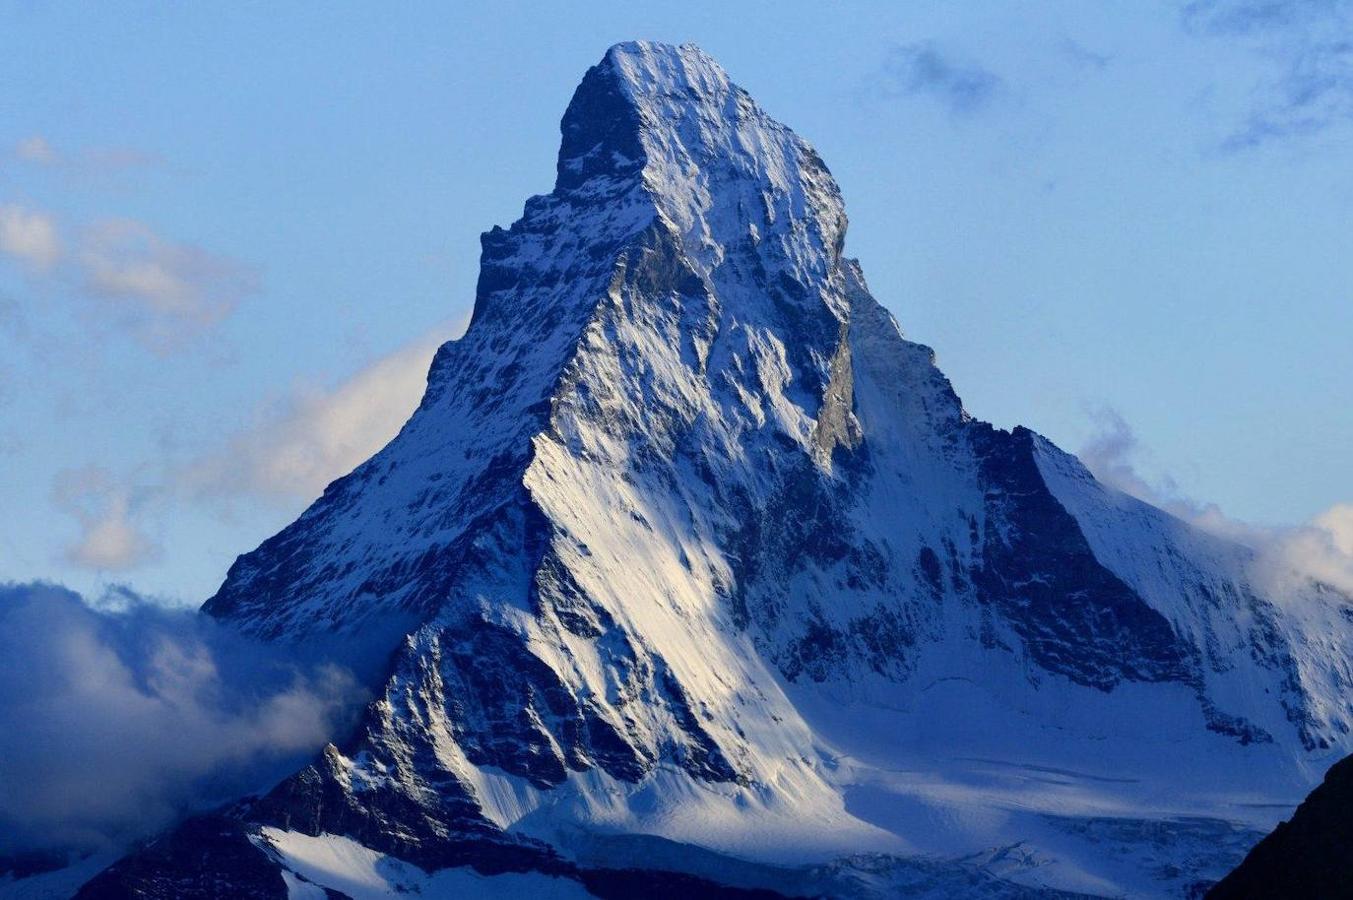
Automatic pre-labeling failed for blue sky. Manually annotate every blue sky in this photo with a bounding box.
[1,1,1350,604]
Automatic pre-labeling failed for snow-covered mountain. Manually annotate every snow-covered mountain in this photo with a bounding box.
[76,42,1353,899]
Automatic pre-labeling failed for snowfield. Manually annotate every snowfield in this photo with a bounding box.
[258,829,591,900]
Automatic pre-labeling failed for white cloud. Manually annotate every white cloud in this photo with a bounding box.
[78,218,257,351]
[0,202,254,350]
[1080,409,1353,596]
[1315,503,1353,556]
[1255,504,1353,597]
[51,466,159,572]
[181,319,466,503]
[0,204,62,270]
[1078,409,1160,504]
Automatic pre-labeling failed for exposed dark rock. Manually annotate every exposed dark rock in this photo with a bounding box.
[75,815,286,900]
[970,425,1195,691]
[1208,754,1353,899]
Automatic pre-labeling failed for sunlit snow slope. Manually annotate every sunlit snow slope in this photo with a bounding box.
[79,42,1353,900]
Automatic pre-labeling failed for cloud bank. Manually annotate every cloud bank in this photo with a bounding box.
[0,583,364,858]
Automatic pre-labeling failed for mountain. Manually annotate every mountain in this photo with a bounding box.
[1207,753,1353,899]
[73,41,1353,899]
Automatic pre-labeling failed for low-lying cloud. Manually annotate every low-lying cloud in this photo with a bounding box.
[0,582,364,859]
[1081,408,1353,598]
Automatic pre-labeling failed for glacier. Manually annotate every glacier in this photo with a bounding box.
[61,41,1353,899]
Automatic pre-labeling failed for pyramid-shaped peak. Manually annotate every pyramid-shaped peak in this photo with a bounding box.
[101,35,1353,900]
[555,41,758,193]
[556,41,846,275]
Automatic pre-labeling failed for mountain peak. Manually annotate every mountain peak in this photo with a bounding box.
[169,43,1353,899]
[556,41,846,280]
[602,40,732,99]
[555,41,731,193]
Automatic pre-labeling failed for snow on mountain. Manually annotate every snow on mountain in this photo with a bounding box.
[70,41,1353,899]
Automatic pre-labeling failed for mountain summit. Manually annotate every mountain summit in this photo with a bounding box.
[83,42,1353,899]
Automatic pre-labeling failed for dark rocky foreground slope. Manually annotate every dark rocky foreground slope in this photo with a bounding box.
[1208,754,1353,899]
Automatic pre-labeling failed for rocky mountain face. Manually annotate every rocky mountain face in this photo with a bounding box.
[1207,753,1353,899]
[74,42,1353,899]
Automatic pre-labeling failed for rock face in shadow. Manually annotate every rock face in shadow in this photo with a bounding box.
[75,815,288,900]
[1208,754,1353,899]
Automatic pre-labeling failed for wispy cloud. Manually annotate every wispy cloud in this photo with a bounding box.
[1183,0,1353,149]
[1058,37,1111,71]
[1081,408,1353,597]
[51,466,159,572]
[879,41,1004,114]
[1078,409,1205,518]
[1269,502,1353,595]
[0,204,62,271]
[179,319,465,504]
[0,582,362,857]
[77,218,257,352]
[0,203,257,352]
[1183,0,1343,34]
[10,134,164,174]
